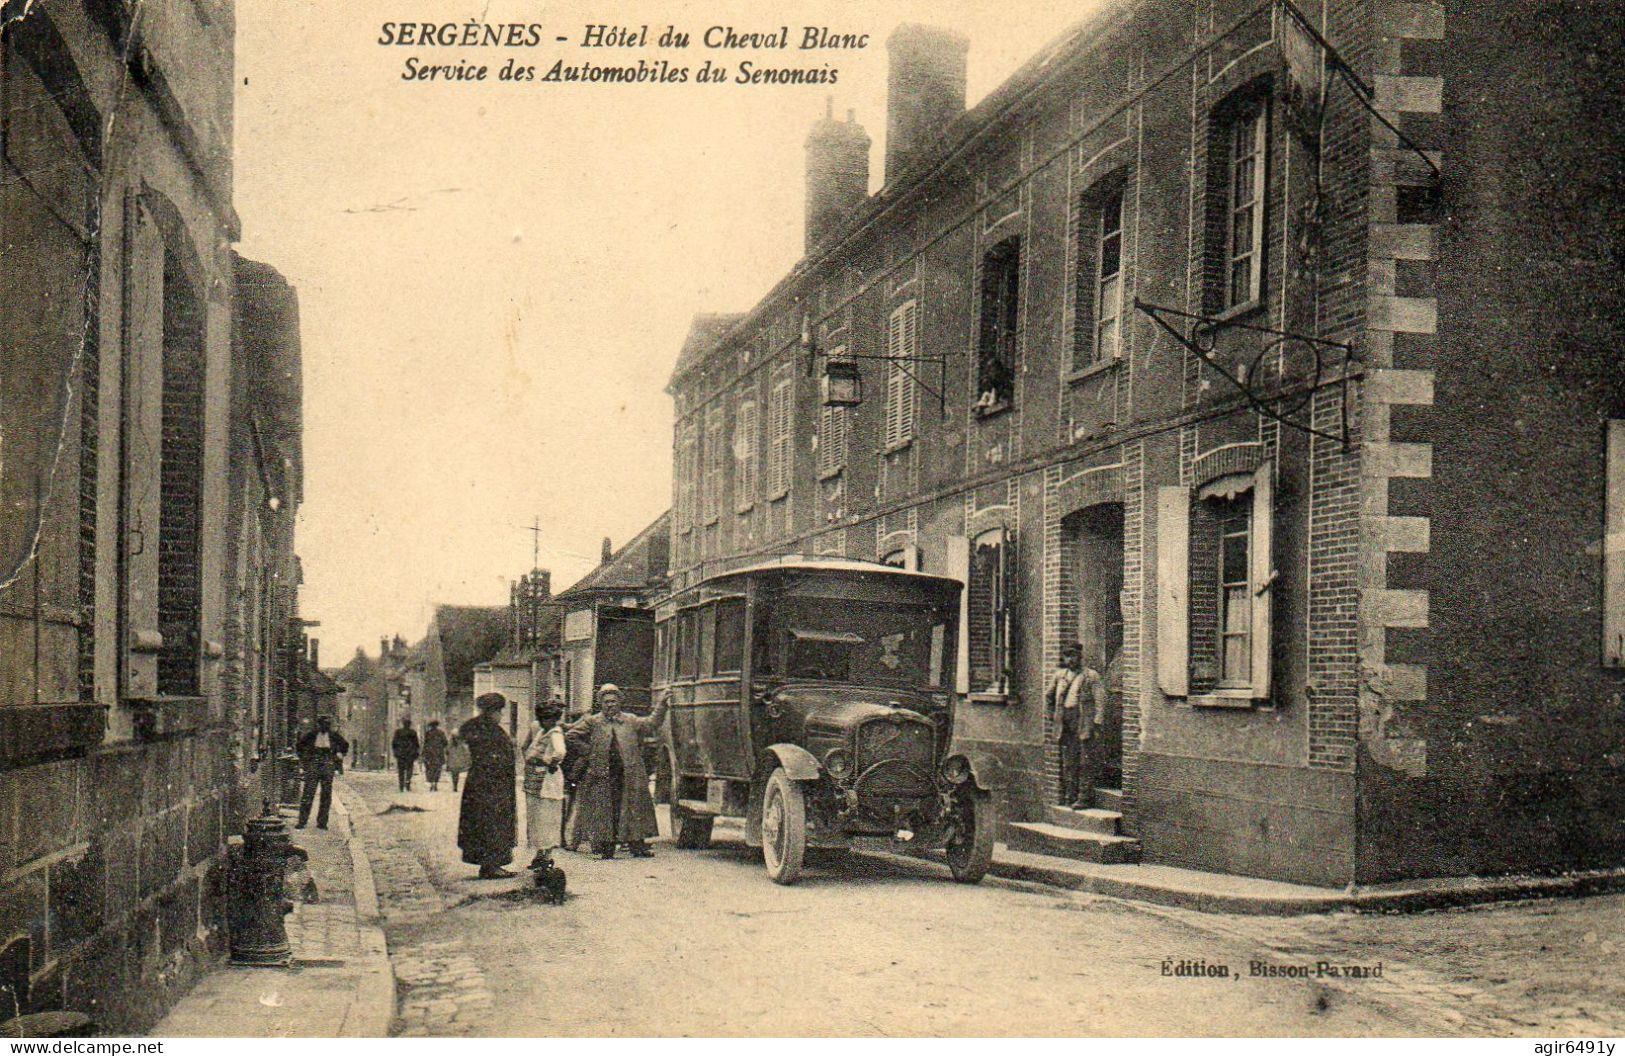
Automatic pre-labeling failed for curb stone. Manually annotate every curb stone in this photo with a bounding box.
[332,784,397,1037]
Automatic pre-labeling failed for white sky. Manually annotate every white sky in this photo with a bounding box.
[233,0,1100,660]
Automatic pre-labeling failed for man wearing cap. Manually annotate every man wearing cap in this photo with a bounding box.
[457,693,518,879]
[564,684,669,859]
[1047,641,1107,809]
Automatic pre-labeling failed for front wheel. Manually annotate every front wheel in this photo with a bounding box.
[945,788,995,884]
[760,768,807,885]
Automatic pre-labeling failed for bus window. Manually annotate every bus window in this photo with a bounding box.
[715,598,746,675]
[698,604,717,677]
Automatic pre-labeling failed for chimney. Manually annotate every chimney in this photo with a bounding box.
[601,537,613,564]
[380,636,389,658]
[804,98,871,253]
[884,24,969,185]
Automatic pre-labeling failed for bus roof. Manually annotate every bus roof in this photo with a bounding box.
[703,556,962,590]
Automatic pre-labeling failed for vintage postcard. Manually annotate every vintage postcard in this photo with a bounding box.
[1,0,1622,1041]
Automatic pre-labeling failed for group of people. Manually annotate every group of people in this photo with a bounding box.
[390,717,472,792]
[456,682,668,879]
[290,681,673,882]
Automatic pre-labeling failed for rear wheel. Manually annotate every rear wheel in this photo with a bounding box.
[945,788,994,884]
[760,768,807,885]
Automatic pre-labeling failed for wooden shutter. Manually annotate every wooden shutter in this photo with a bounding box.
[768,375,791,497]
[946,535,971,694]
[121,194,167,698]
[1249,460,1274,698]
[1156,486,1190,697]
[884,306,906,450]
[998,527,1017,693]
[1606,422,1625,665]
[899,301,918,443]
[734,400,757,506]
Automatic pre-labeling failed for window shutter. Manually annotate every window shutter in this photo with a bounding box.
[900,301,918,442]
[885,306,905,449]
[998,527,1018,693]
[1156,486,1190,697]
[1606,422,1625,665]
[122,195,166,698]
[1249,461,1274,698]
[946,535,971,695]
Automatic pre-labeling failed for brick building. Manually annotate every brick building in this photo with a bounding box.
[0,0,314,1030]
[666,2,1625,885]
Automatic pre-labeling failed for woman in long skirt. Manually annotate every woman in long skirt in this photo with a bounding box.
[520,699,567,870]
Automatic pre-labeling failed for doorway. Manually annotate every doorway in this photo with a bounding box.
[1062,503,1124,794]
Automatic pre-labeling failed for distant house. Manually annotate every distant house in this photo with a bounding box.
[411,605,510,729]
[552,513,671,716]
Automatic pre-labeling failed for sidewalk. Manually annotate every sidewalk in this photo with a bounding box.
[152,781,394,1037]
[939,843,1625,916]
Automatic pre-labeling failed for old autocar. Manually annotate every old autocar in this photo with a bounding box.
[654,558,996,885]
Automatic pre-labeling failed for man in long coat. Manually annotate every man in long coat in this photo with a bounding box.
[421,720,449,791]
[565,684,668,859]
[391,719,420,792]
[458,694,517,878]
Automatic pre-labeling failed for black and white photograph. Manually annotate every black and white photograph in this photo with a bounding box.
[0,0,1622,1041]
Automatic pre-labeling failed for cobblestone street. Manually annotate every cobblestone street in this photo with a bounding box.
[334,769,1625,1037]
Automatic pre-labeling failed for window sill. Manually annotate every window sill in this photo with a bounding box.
[1189,691,1266,709]
[0,703,107,769]
[127,695,210,739]
[1209,299,1266,327]
[735,501,754,515]
[1066,358,1121,385]
[972,398,1013,421]
[818,466,844,482]
[678,526,693,537]
[883,438,913,456]
[966,691,1014,706]
[768,491,789,503]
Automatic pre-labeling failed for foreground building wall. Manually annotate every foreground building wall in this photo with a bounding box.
[0,0,310,1030]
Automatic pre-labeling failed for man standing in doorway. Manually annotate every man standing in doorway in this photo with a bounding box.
[392,718,421,793]
[1047,641,1106,809]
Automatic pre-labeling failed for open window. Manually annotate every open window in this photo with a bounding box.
[715,597,746,675]
[1157,461,1274,703]
[975,239,1020,410]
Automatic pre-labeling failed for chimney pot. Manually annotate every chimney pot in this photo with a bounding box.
[884,24,969,185]
[601,537,613,564]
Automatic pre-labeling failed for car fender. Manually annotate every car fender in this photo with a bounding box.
[945,748,1006,792]
[745,744,822,846]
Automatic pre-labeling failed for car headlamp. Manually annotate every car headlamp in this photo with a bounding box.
[942,755,972,784]
[824,749,851,779]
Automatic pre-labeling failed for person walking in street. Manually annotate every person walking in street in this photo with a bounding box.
[392,718,421,792]
[458,693,518,879]
[565,684,668,860]
[421,719,449,791]
[520,699,568,871]
[1046,641,1106,809]
[295,716,350,830]
[446,733,471,791]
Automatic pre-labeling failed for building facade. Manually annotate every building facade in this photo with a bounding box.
[0,0,313,1029]
[666,2,1625,886]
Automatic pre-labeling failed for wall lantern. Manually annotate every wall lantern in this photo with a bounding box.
[821,356,862,408]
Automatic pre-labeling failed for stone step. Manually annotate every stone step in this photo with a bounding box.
[1046,805,1123,835]
[1094,787,1125,811]
[1006,821,1141,865]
